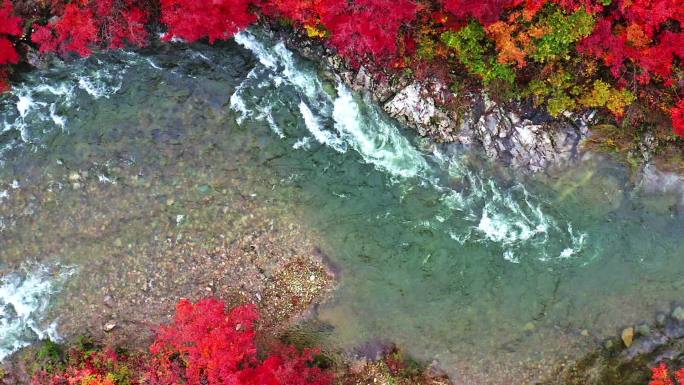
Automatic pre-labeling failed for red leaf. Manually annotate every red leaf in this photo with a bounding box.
[0,37,19,64]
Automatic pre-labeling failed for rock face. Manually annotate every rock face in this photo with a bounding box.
[271,24,591,173]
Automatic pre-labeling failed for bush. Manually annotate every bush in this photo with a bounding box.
[33,299,334,385]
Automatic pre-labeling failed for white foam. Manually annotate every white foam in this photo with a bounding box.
[0,263,75,360]
[332,84,427,178]
[292,137,312,150]
[299,101,345,151]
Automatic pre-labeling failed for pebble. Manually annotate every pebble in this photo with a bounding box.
[621,327,635,348]
[580,329,590,337]
[103,321,117,332]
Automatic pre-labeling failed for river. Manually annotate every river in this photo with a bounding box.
[1,29,683,384]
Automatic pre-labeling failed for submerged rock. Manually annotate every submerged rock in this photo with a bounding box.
[622,327,635,348]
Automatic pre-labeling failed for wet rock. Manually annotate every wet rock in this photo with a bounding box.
[664,320,684,339]
[672,306,684,322]
[624,332,668,359]
[384,83,436,126]
[621,327,635,347]
[637,165,684,210]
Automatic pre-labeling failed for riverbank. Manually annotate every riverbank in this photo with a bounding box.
[262,21,684,178]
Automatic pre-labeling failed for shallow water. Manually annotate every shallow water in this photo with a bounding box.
[1,29,683,383]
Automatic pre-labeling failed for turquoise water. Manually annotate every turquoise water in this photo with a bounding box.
[1,30,683,383]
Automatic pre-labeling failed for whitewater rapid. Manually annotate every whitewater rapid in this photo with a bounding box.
[230,30,586,263]
[0,263,75,360]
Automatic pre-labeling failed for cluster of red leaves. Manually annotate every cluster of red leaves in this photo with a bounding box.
[319,0,420,65]
[573,0,684,136]
[147,298,333,385]
[258,0,420,65]
[160,0,255,43]
[0,0,22,91]
[33,299,333,385]
[33,347,136,385]
[648,362,684,385]
[31,0,150,57]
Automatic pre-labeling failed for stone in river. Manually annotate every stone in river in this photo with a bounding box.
[621,327,635,348]
[103,321,117,332]
[672,306,684,322]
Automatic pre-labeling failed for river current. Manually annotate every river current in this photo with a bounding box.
[1,29,683,384]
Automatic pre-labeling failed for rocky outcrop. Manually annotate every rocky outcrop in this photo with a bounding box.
[547,304,684,385]
[269,24,592,173]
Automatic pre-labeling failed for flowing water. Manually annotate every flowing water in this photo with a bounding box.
[1,29,684,383]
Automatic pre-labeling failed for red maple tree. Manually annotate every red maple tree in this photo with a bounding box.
[0,0,22,91]
[160,0,255,43]
[147,298,333,385]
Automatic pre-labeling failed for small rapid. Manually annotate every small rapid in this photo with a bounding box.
[0,263,74,360]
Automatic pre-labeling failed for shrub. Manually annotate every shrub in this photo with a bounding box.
[0,0,22,91]
[31,0,150,57]
[33,299,334,385]
[147,298,333,385]
[648,362,684,385]
[441,22,516,84]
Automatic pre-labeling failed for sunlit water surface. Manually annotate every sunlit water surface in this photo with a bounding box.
[1,29,683,384]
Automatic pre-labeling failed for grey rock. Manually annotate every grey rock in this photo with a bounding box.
[664,320,684,338]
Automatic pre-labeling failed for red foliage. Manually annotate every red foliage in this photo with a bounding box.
[672,100,684,139]
[147,298,333,385]
[676,368,684,385]
[31,0,149,56]
[316,0,419,65]
[0,0,22,92]
[441,0,521,25]
[651,363,675,385]
[258,0,322,24]
[0,0,22,37]
[0,37,19,65]
[94,0,150,49]
[160,0,256,43]
[578,0,684,85]
[31,3,100,56]
[648,363,684,385]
